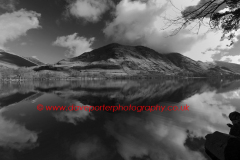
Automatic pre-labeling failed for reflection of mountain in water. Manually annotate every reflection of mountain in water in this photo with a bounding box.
[53,80,207,106]
[0,79,240,160]
[1,79,240,108]
[37,79,240,106]
[0,82,43,108]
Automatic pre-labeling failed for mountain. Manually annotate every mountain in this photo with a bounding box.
[0,50,43,68]
[214,61,240,74]
[56,43,240,77]
[164,53,208,73]
[57,43,181,75]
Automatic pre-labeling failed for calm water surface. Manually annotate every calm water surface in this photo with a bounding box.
[0,79,239,160]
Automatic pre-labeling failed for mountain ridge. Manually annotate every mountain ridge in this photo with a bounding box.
[55,43,239,77]
[1,43,239,79]
[214,61,240,74]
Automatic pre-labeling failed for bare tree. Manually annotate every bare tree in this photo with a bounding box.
[166,0,240,45]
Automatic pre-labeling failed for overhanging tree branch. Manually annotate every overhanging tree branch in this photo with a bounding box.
[165,0,240,43]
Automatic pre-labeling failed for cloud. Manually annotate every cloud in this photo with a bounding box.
[66,0,114,22]
[31,56,38,59]
[0,9,41,50]
[53,33,95,58]
[103,0,239,62]
[0,0,18,11]
[220,55,240,64]
[103,0,201,53]
[183,30,235,62]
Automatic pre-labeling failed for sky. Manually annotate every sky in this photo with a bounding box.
[0,0,240,64]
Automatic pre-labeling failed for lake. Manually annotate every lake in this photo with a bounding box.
[0,79,239,160]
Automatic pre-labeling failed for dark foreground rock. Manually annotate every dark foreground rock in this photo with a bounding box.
[205,131,240,160]
[205,111,240,160]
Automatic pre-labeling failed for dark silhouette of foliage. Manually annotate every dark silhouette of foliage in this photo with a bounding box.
[168,0,240,45]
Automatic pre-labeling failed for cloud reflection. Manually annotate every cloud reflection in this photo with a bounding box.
[104,91,236,160]
[0,108,38,150]
[53,101,94,125]
[222,90,240,100]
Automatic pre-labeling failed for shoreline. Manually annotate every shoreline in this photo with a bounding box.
[0,76,239,81]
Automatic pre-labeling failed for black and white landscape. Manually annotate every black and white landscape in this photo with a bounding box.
[0,0,240,160]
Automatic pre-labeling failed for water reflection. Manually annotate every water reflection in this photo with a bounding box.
[0,107,38,150]
[53,101,94,125]
[0,79,240,160]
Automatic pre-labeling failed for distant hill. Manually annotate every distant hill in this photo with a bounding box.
[24,57,45,65]
[0,50,43,68]
[214,61,240,74]
[54,43,239,77]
